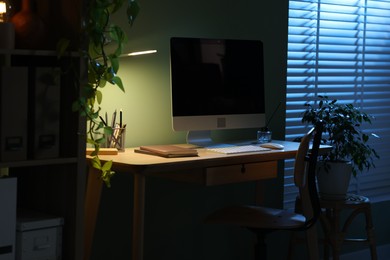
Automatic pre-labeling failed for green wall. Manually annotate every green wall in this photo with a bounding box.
[100,0,288,147]
[92,0,390,259]
[92,0,292,259]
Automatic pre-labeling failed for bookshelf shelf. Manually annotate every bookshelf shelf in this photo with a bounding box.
[0,26,85,260]
[0,157,79,168]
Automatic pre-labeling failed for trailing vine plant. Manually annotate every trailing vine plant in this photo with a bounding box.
[58,0,140,187]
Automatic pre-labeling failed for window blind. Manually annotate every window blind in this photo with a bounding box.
[285,0,390,209]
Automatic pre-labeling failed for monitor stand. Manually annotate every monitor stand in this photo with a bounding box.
[186,130,215,147]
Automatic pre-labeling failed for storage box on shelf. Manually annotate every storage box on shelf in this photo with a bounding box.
[16,211,64,260]
[0,49,86,260]
[0,49,80,162]
[0,177,17,260]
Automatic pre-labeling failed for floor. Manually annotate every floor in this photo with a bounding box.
[340,243,390,260]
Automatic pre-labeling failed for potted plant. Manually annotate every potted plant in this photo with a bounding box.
[302,95,379,199]
[58,0,140,187]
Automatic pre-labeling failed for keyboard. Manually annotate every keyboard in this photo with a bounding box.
[206,145,271,154]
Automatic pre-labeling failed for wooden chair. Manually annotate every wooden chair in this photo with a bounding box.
[319,194,377,260]
[205,123,323,260]
[289,195,378,260]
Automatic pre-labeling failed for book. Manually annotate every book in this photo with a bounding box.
[135,145,198,158]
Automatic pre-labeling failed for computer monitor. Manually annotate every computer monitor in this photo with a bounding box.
[170,37,266,146]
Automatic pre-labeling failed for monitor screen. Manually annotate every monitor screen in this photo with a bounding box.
[170,37,266,145]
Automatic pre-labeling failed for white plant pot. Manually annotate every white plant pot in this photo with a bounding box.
[317,161,352,200]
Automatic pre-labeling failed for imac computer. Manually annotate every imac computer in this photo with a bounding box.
[170,37,266,146]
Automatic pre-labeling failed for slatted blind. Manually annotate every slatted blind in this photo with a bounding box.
[285,0,390,209]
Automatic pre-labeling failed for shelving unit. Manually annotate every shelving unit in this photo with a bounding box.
[0,49,86,260]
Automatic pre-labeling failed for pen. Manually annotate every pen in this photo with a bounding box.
[119,123,126,137]
[111,110,117,128]
[110,124,120,148]
[99,116,107,126]
[120,109,123,128]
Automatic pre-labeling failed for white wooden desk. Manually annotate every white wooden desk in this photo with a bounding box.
[84,141,302,260]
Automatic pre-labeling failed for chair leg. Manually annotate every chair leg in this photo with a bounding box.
[368,230,378,260]
[364,205,377,260]
[305,225,320,260]
[287,232,296,260]
[323,241,330,260]
[255,232,267,260]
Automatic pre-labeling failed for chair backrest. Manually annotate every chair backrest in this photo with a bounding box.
[294,122,323,229]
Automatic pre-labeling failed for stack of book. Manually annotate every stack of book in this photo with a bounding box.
[135,145,198,158]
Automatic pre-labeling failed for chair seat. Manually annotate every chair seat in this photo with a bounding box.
[320,194,370,209]
[205,205,307,230]
[205,124,324,259]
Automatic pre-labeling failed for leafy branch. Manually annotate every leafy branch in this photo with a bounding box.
[302,95,379,177]
[58,0,139,187]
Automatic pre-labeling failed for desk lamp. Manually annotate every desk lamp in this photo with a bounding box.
[120,49,157,57]
[0,0,14,49]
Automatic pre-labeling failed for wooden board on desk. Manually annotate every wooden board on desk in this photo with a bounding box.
[86,148,118,155]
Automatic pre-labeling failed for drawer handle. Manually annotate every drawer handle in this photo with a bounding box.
[34,244,51,251]
[241,165,246,173]
[0,245,12,255]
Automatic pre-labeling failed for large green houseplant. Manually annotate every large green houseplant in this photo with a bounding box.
[301,96,379,198]
[58,0,139,187]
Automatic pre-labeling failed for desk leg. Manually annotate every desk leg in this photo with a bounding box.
[132,174,146,260]
[84,167,103,260]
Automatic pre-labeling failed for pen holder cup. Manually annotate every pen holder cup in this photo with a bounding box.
[106,127,126,152]
[257,130,272,144]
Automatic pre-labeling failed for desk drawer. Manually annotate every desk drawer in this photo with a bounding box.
[205,161,277,185]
